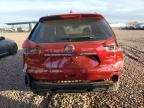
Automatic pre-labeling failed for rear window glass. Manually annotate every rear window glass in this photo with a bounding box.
[29,18,113,43]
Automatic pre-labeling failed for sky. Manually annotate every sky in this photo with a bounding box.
[0,0,144,24]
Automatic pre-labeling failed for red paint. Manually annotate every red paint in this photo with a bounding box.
[22,13,124,82]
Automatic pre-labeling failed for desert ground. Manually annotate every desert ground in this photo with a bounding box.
[0,30,144,108]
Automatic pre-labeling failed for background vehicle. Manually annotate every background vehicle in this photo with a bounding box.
[23,13,124,95]
[0,36,18,57]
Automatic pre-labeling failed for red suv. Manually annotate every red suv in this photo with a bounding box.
[22,13,124,95]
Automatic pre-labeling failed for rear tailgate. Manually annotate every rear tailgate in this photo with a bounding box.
[41,41,103,70]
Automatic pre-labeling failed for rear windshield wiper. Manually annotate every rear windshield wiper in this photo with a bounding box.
[59,36,98,41]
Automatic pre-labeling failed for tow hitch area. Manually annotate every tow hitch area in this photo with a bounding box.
[31,81,114,93]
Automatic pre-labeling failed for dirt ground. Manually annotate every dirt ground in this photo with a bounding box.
[0,30,144,108]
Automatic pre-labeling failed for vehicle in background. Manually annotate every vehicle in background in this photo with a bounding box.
[23,13,124,95]
[120,25,144,30]
[0,36,18,57]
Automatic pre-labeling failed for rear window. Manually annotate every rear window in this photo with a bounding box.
[29,18,113,43]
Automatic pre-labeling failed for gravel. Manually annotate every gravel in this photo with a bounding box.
[0,30,144,108]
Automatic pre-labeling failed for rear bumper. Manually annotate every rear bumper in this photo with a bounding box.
[30,81,114,92]
[28,70,121,81]
[25,62,123,81]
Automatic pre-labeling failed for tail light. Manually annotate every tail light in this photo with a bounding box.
[61,15,79,19]
[23,48,41,55]
[103,39,122,51]
[105,45,116,51]
[104,45,122,51]
[22,40,42,55]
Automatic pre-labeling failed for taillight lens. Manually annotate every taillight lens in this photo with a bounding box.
[23,48,41,55]
[105,45,115,51]
[104,45,121,51]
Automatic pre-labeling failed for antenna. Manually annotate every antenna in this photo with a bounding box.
[70,10,73,13]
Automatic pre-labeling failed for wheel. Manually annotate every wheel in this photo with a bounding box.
[25,74,31,87]
[32,90,47,96]
[25,74,47,96]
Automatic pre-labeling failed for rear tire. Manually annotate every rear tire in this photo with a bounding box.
[32,90,47,96]
[25,74,47,96]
